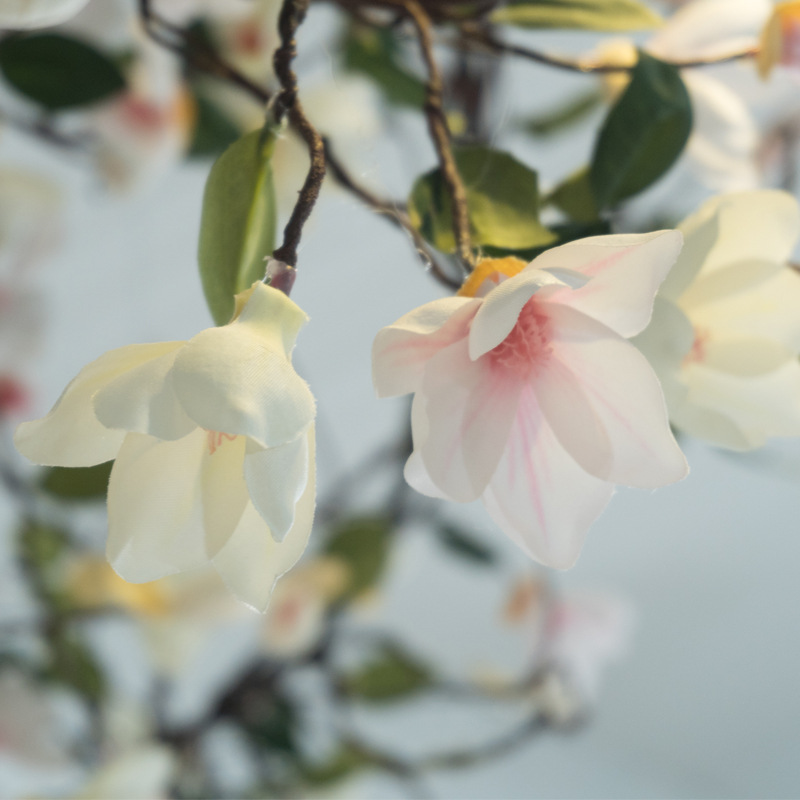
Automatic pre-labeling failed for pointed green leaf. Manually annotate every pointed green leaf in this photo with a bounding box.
[408,145,556,253]
[548,166,600,223]
[436,524,496,565]
[521,91,602,137]
[343,643,432,702]
[590,52,692,208]
[323,515,392,600]
[198,129,278,325]
[492,0,662,30]
[41,461,113,501]
[0,34,125,110]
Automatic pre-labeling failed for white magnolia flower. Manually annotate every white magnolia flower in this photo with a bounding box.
[15,281,316,611]
[634,190,800,450]
[373,235,688,569]
[0,0,89,28]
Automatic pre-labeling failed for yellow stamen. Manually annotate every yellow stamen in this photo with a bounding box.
[457,257,528,298]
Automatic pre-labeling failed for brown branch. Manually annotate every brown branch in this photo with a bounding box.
[324,139,461,290]
[464,29,759,74]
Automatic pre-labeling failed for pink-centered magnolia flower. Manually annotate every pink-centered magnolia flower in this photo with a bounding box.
[373,234,689,568]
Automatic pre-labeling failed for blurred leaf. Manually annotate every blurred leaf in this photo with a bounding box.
[480,218,611,262]
[41,461,113,501]
[436,524,495,565]
[342,23,425,108]
[323,515,391,600]
[301,745,371,786]
[408,145,556,253]
[548,166,600,223]
[590,52,692,208]
[248,696,297,753]
[49,630,105,700]
[0,34,125,110]
[198,128,278,325]
[18,521,68,567]
[343,643,432,702]
[521,91,602,136]
[189,90,242,159]
[491,0,662,30]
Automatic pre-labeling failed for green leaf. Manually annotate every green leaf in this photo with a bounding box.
[408,145,556,254]
[492,0,662,30]
[590,51,692,208]
[247,696,298,753]
[521,91,602,137]
[301,746,371,787]
[548,166,600,223]
[323,515,392,600]
[18,522,69,567]
[198,128,278,325]
[0,34,125,110]
[342,24,425,108]
[343,644,432,702]
[49,630,105,700]
[41,462,113,501]
[436,524,495,565]
[188,90,242,159]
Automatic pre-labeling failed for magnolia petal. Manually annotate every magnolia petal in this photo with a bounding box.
[372,297,480,398]
[93,343,196,440]
[469,268,567,360]
[679,258,782,310]
[201,433,249,558]
[213,428,316,612]
[685,359,800,448]
[645,0,769,61]
[403,394,452,500]
[668,393,753,450]
[534,231,683,338]
[233,282,310,356]
[701,338,795,377]
[244,435,309,542]
[172,324,315,448]
[482,383,614,570]
[416,339,523,502]
[687,268,800,351]
[14,342,183,467]
[106,430,209,583]
[678,191,800,280]
[544,304,688,488]
[0,0,91,29]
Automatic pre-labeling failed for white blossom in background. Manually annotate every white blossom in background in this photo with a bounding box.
[0,0,90,29]
[15,281,317,611]
[635,190,800,450]
[373,234,688,570]
[90,36,195,192]
[74,745,176,800]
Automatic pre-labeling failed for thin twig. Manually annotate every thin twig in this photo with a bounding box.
[270,0,327,268]
[324,138,461,289]
[466,30,759,74]
[372,0,476,273]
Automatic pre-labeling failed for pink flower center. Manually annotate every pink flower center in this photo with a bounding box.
[488,299,553,376]
[683,327,709,367]
[206,431,238,455]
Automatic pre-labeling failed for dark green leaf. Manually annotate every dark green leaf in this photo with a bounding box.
[189,90,242,159]
[343,643,432,702]
[301,746,371,787]
[198,128,278,325]
[18,521,68,567]
[492,0,663,30]
[521,91,602,136]
[436,524,495,565]
[548,166,600,223]
[0,34,125,110]
[323,515,392,600]
[342,24,425,108]
[247,696,297,753]
[41,462,113,501]
[49,630,105,700]
[590,52,692,208]
[480,219,611,262]
[408,145,556,253]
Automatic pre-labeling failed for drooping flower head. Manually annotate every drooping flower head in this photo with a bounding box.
[373,233,688,569]
[634,190,800,450]
[15,281,316,611]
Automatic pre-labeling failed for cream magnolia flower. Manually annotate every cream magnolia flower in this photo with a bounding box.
[15,282,316,611]
[634,190,800,450]
[0,0,89,28]
[373,235,688,569]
